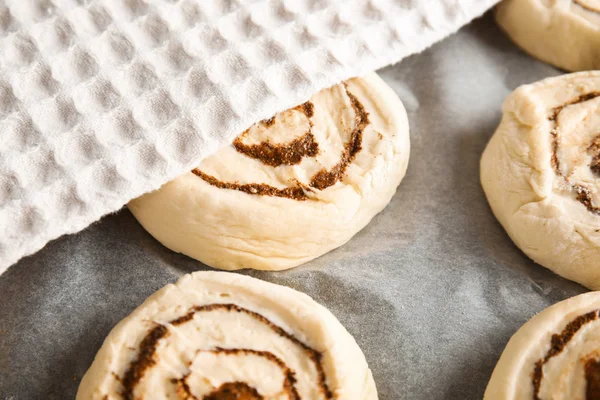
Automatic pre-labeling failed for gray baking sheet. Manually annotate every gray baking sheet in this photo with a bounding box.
[0,13,588,399]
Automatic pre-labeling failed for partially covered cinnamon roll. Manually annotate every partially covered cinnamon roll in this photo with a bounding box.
[128,73,410,271]
[481,71,600,289]
[485,292,600,399]
[77,272,377,399]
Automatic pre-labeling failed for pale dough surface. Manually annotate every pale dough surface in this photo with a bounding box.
[481,71,600,289]
[76,271,377,400]
[128,73,410,271]
[484,291,600,399]
[496,0,600,71]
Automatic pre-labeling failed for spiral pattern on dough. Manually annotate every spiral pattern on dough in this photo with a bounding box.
[76,272,378,400]
[480,71,600,289]
[127,73,410,271]
[531,310,600,399]
[120,303,331,400]
[191,84,368,202]
[484,292,600,400]
[548,91,600,214]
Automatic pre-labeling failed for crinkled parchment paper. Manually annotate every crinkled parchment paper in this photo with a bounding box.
[0,14,587,399]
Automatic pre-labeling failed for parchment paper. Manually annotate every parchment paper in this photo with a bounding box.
[0,13,588,400]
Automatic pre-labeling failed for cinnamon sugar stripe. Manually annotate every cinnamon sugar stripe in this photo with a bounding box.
[120,303,333,400]
[175,377,264,400]
[121,325,169,400]
[310,89,368,190]
[191,169,310,201]
[586,358,600,400]
[174,349,300,400]
[203,382,263,400]
[588,135,600,175]
[233,132,319,167]
[531,310,599,400]
[262,117,276,128]
[548,92,600,214]
[173,374,198,400]
[233,102,318,167]
[193,86,369,200]
[575,185,600,214]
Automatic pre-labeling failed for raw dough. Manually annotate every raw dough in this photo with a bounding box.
[496,0,600,71]
[484,291,600,399]
[76,271,377,400]
[481,71,600,289]
[128,73,410,271]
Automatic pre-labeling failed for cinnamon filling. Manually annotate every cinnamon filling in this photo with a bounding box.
[174,349,300,400]
[192,169,309,200]
[121,325,169,400]
[120,303,332,400]
[548,92,600,214]
[586,358,600,400]
[309,90,367,190]
[588,135,600,175]
[531,310,599,400]
[233,132,319,167]
[176,379,265,400]
[203,382,263,400]
[192,85,369,201]
[232,102,318,167]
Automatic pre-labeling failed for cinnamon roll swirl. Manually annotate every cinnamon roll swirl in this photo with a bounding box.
[485,292,600,399]
[76,272,377,399]
[128,73,410,271]
[481,71,600,289]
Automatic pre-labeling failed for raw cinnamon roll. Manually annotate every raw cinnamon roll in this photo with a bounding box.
[128,73,410,271]
[485,292,600,399]
[76,272,377,400]
[481,71,600,289]
[496,0,600,71]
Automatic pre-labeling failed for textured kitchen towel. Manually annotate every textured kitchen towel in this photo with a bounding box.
[0,0,498,274]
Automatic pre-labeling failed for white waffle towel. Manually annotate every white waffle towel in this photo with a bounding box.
[0,0,498,273]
